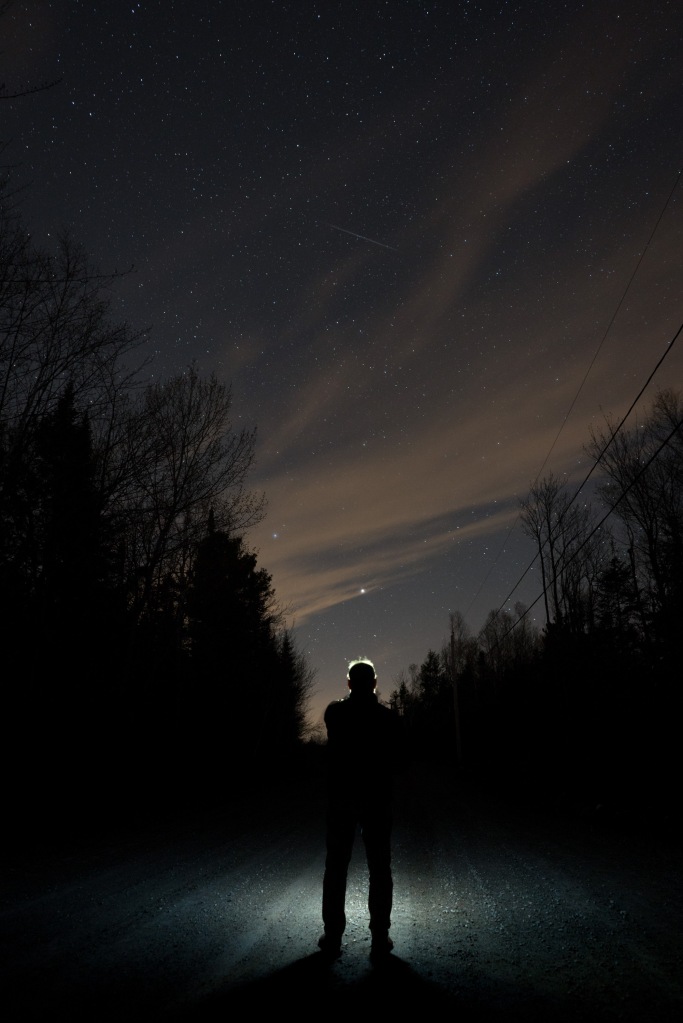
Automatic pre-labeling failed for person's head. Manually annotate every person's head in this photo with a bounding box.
[347,657,377,695]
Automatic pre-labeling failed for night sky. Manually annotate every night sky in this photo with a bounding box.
[3,1,682,727]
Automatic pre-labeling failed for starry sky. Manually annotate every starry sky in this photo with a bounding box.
[3,1,683,727]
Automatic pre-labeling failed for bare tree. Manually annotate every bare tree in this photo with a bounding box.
[1,174,265,640]
[520,473,604,632]
[0,218,147,458]
[105,365,266,620]
[586,389,683,630]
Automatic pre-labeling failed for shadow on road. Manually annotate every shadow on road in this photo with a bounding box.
[172,953,458,1018]
[170,951,586,1022]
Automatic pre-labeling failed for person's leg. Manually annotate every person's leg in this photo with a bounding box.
[361,804,393,943]
[321,803,356,944]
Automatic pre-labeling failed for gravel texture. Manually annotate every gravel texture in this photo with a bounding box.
[2,761,681,1021]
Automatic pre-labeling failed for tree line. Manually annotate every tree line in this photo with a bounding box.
[4,39,680,825]
[0,172,315,829]
[390,389,682,815]
[3,146,678,823]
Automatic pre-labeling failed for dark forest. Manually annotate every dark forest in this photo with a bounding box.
[2,145,681,842]
[390,392,682,820]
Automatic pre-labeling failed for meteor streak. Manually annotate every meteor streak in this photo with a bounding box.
[327,223,398,251]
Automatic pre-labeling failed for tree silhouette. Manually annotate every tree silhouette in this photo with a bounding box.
[0,165,317,821]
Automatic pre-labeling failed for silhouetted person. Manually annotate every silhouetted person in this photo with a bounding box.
[318,657,403,959]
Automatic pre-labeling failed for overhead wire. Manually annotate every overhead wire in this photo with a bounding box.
[463,166,683,626]
[493,316,683,619]
[492,408,683,641]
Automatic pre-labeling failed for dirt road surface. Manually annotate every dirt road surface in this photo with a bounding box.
[2,762,681,1021]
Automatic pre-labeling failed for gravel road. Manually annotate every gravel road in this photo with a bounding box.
[2,762,681,1021]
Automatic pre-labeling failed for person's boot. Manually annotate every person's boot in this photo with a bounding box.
[317,932,342,958]
[370,930,394,958]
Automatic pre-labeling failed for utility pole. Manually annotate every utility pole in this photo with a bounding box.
[450,618,463,769]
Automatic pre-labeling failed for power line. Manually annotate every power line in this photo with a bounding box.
[464,165,682,623]
[494,317,683,617]
[492,409,683,645]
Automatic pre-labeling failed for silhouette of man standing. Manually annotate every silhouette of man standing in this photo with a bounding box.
[318,657,402,958]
